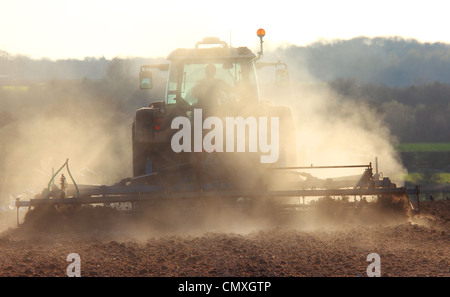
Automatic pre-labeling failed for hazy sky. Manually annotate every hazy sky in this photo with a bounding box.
[1,0,448,60]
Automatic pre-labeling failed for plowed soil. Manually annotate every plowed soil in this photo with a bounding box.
[0,200,448,277]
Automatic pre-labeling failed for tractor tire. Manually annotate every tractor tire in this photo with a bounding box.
[133,142,150,177]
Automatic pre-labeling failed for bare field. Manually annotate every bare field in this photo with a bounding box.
[0,200,448,277]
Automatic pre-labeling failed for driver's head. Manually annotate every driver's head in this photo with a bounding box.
[205,64,216,78]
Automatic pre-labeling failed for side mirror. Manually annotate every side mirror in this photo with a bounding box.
[276,68,289,88]
[139,70,153,89]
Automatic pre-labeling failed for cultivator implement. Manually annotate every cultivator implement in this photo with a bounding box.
[15,160,420,225]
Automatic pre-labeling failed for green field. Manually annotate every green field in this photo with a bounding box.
[398,142,450,200]
[1,85,29,92]
[397,142,450,152]
[404,172,450,184]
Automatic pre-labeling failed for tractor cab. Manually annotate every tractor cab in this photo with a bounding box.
[140,37,262,114]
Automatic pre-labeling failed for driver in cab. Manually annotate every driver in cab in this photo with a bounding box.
[192,63,232,113]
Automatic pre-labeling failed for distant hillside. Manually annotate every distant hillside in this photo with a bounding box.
[277,36,450,87]
[0,50,163,81]
[3,36,450,86]
[1,37,449,143]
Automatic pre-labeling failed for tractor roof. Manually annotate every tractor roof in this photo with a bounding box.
[167,37,256,61]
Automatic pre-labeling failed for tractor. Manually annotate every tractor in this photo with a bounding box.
[14,29,420,226]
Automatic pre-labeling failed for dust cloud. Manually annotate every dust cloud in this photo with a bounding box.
[0,80,134,207]
[257,51,407,186]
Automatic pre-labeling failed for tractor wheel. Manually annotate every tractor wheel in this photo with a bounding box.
[133,142,152,177]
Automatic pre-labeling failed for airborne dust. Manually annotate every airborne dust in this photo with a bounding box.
[0,48,410,238]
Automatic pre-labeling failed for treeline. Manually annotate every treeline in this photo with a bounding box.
[327,79,449,142]
[278,36,450,87]
[0,50,167,82]
[4,36,450,86]
[1,36,449,144]
[0,50,108,80]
